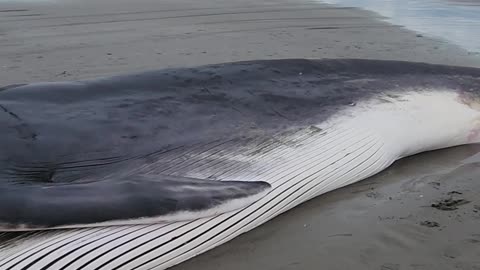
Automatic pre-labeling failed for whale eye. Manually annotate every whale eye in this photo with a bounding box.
[5,164,57,185]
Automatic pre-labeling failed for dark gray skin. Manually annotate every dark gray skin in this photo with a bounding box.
[1,58,480,230]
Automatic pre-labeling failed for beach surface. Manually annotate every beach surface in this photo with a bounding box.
[1,0,480,269]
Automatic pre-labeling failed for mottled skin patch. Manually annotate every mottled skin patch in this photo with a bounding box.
[455,90,480,142]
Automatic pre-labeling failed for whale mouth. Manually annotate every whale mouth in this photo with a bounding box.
[328,88,480,158]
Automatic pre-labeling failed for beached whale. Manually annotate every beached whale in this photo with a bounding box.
[0,58,479,269]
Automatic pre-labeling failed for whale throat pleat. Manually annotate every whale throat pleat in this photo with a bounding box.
[0,125,394,270]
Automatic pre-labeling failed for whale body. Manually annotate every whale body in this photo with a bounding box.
[0,58,480,269]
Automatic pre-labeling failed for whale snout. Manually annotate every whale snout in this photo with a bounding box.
[454,90,480,143]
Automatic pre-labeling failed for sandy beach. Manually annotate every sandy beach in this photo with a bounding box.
[1,0,480,269]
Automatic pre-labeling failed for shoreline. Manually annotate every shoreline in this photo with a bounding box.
[319,0,480,55]
[1,1,480,269]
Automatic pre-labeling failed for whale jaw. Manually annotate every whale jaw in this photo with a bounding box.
[327,88,480,160]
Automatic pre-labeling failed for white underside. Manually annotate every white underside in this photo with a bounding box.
[1,89,479,270]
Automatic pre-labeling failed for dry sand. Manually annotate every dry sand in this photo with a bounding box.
[1,0,480,269]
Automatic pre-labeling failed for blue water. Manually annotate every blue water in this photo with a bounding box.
[320,0,480,54]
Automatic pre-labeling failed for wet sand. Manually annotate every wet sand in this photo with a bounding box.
[1,0,480,85]
[1,0,480,269]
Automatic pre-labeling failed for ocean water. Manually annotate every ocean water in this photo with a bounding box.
[320,0,480,54]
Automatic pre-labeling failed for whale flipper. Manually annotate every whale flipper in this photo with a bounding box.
[0,175,270,231]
